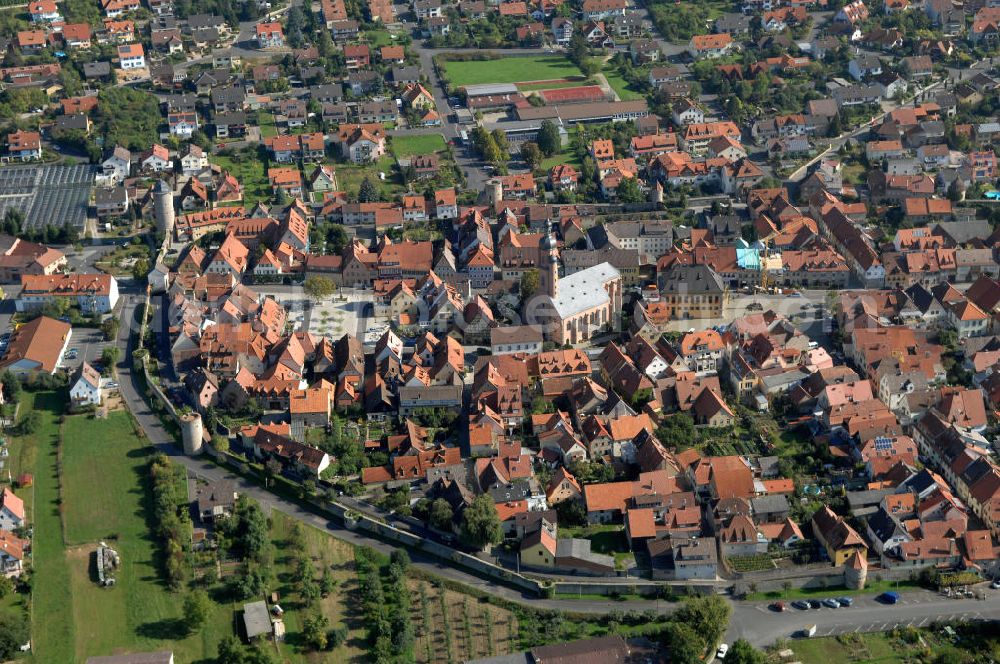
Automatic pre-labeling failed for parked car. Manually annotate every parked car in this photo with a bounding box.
[791,600,810,610]
[822,598,840,609]
[716,643,729,660]
[770,601,786,612]
[837,597,854,607]
[991,579,1000,590]
[878,591,900,604]
[808,600,822,609]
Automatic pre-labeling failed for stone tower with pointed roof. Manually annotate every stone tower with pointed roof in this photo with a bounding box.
[844,549,868,589]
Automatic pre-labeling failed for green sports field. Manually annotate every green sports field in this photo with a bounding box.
[443,56,584,87]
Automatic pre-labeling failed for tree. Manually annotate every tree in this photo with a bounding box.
[555,499,587,527]
[727,640,768,664]
[661,621,705,664]
[520,268,540,300]
[358,176,379,203]
[2,209,23,236]
[217,636,248,664]
[20,411,40,435]
[303,613,330,650]
[429,498,454,531]
[615,176,645,203]
[673,595,732,648]
[101,317,120,342]
[233,497,271,563]
[537,120,561,157]
[183,589,212,634]
[655,412,697,450]
[0,613,28,661]
[97,87,163,151]
[132,257,150,282]
[520,141,543,170]
[491,129,510,160]
[212,434,230,455]
[580,58,601,78]
[320,567,337,597]
[1,372,21,403]
[101,346,120,370]
[303,275,336,300]
[460,494,503,549]
[216,636,278,664]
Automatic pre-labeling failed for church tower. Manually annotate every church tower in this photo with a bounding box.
[539,229,559,298]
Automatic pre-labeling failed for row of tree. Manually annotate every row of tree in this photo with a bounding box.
[356,546,416,663]
[149,455,194,589]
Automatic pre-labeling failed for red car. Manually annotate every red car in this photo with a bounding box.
[770,601,786,612]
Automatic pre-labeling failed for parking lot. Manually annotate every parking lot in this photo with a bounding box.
[57,327,114,372]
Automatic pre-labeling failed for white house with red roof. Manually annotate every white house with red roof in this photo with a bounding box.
[0,489,24,532]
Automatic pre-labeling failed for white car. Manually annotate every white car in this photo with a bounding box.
[716,644,729,660]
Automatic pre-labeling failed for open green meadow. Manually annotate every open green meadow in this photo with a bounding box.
[391,134,447,157]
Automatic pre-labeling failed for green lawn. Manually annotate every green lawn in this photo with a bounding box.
[259,111,278,138]
[558,524,631,568]
[539,152,581,172]
[21,391,74,663]
[364,29,395,48]
[603,69,645,101]
[336,154,403,198]
[210,153,272,206]
[442,56,583,87]
[58,410,236,661]
[391,134,447,157]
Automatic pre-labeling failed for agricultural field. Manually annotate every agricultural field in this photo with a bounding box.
[268,512,369,662]
[785,625,995,664]
[442,56,584,88]
[391,134,447,158]
[409,579,519,663]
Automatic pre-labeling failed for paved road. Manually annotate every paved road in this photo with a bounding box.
[727,590,1000,647]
